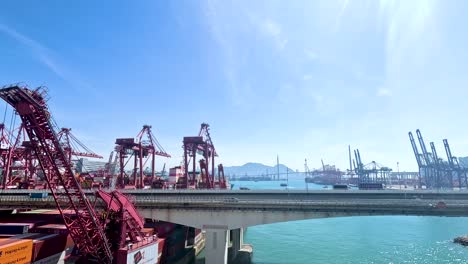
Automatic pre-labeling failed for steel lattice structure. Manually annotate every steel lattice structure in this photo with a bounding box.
[115,125,170,189]
[0,86,114,263]
[182,123,227,189]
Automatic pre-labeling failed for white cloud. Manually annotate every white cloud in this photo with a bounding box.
[262,19,281,37]
[335,0,350,30]
[377,87,391,97]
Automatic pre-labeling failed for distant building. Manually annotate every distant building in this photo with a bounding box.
[74,158,107,173]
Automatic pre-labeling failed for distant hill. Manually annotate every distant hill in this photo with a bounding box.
[223,162,297,179]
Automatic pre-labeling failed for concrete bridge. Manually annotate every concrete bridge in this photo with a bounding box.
[1,189,468,263]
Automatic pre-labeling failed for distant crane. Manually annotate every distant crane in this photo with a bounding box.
[410,129,465,189]
[416,129,436,188]
[408,131,423,187]
[161,163,166,178]
[353,149,391,184]
[57,128,103,164]
[443,139,468,188]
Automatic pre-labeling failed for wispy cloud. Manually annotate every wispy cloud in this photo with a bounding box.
[260,19,288,50]
[0,23,88,89]
[335,0,350,30]
[304,49,318,60]
[380,1,438,88]
[202,0,254,107]
[377,87,391,97]
[0,24,64,78]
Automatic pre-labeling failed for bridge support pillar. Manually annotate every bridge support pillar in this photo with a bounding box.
[204,227,229,264]
[230,228,243,259]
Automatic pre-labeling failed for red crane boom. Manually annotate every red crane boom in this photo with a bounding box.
[57,127,103,163]
[0,86,114,263]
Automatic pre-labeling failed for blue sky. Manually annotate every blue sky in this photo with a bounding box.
[1,0,468,172]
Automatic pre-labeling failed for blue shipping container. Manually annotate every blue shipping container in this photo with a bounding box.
[30,193,48,198]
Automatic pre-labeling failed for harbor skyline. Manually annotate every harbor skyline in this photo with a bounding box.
[2,1,468,172]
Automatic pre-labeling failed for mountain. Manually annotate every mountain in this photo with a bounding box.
[223,162,297,179]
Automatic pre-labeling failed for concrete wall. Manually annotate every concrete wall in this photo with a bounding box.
[141,208,370,229]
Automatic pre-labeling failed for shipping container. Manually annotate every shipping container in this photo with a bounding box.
[29,193,48,199]
[358,183,384,190]
[0,239,33,264]
[116,241,158,264]
[183,136,204,144]
[333,184,348,190]
[32,250,65,264]
[32,234,69,262]
[0,223,40,230]
[16,211,63,224]
[0,224,29,235]
[38,210,75,216]
[0,219,48,230]
[115,138,135,145]
[18,210,55,214]
[33,224,68,235]
[9,233,43,240]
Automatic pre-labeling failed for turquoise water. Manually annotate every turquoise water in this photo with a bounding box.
[231,179,468,264]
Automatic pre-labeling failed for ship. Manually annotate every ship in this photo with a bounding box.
[305,159,344,185]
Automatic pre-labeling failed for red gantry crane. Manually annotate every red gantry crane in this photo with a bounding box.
[115,125,170,189]
[182,123,226,189]
[0,123,40,189]
[0,85,150,263]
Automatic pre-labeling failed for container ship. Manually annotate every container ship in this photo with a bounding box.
[305,159,344,185]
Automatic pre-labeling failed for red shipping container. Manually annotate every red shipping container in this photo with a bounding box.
[33,224,68,235]
[32,233,70,262]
